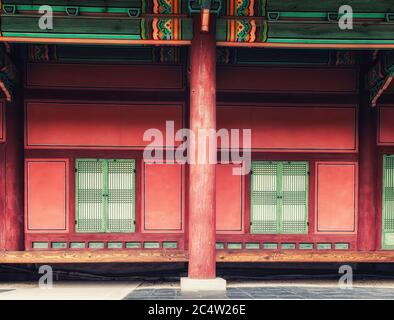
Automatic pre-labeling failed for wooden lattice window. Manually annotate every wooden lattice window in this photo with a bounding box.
[250,161,309,234]
[76,159,135,233]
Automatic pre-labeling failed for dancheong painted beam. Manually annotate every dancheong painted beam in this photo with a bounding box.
[1,0,394,47]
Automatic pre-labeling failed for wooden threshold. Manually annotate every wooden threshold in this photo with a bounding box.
[0,250,188,264]
[2,250,394,264]
[217,251,394,263]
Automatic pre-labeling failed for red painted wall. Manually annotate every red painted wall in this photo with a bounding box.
[25,159,69,233]
[216,164,244,233]
[19,62,364,253]
[217,66,358,93]
[26,63,184,91]
[315,162,358,234]
[24,154,185,250]
[142,162,184,233]
[217,105,357,152]
[25,102,183,149]
[378,106,394,145]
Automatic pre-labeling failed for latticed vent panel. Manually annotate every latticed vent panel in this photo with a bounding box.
[281,162,308,234]
[76,160,104,232]
[383,156,394,248]
[251,161,308,234]
[107,160,135,232]
[76,159,135,233]
[251,162,278,234]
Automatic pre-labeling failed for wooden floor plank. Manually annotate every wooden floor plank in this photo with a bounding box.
[217,251,394,263]
[2,250,394,264]
[0,250,188,264]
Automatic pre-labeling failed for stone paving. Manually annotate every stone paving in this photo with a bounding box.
[0,282,140,300]
[0,290,13,294]
[2,280,394,299]
[124,286,394,300]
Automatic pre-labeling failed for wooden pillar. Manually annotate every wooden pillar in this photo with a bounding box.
[188,15,216,279]
[0,113,4,250]
[4,100,24,251]
[357,56,377,251]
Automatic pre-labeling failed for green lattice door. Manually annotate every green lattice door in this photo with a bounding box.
[382,155,394,249]
[250,161,309,234]
[76,159,135,233]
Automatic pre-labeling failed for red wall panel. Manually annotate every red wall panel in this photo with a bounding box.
[378,106,394,145]
[26,102,183,149]
[217,105,357,152]
[25,159,69,233]
[0,101,4,142]
[142,162,184,233]
[26,63,184,91]
[315,162,358,234]
[216,164,243,233]
[217,66,357,93]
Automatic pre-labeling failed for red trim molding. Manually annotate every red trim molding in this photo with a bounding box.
[25,159,69,234]
[142,161,185,233]
[217,66,358,94]
[378,106,394,145]
[26,63,185,92]
[25,101,184,149]
[315,162,358,234]
[217,104,358,153]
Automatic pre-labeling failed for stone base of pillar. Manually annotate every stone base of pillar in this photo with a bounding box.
[180,277,227,292]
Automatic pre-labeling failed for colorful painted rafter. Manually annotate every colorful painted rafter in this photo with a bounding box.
[142,0,183,40]
[1,1,394,46]
[221,0,267,43]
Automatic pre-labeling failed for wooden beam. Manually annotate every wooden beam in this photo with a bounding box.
[358,54,378,251]
[0,37,191,46]
[3,37,394,49]
[217,42,394,49]
[217,251,394,263]
[4,250,394,264]
[0,250,188,264]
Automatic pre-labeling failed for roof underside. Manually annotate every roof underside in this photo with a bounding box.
[0,0,394,47]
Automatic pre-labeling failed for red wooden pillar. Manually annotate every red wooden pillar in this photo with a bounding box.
[357,60,377,251]
[0,112,4,250]
[0,99,24,251]
[188,15,217,279]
